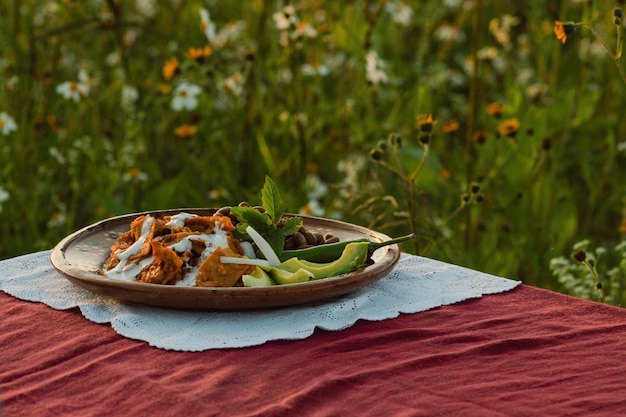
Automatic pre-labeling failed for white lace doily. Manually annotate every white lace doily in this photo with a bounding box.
[0,251,520,351]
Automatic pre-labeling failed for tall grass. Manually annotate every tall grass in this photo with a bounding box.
[1,0,625,303]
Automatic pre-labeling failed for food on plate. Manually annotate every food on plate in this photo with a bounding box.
[104,212,255,287]
[102,176,415,288]
[102,210,372,287]
[103,210,412,288]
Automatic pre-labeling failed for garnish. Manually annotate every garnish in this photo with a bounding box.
[244,225,281,266]
[230,176,303,258]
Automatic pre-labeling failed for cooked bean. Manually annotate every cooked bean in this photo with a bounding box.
[292,232,307,248]
[216,206,231,216]
[313,232,325,245]
[303,231,317,245]
[325,236,340,244]
[284,237,296,250]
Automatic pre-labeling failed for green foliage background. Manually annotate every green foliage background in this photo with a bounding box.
[1,0,626,302]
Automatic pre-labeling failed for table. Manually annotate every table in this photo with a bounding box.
[3,278,626,416]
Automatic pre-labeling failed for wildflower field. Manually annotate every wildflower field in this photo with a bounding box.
[2,1,626,304]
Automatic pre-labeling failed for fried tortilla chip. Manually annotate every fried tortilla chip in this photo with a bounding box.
[196,246,254,287]
[183,215,235,233]
[136,241,184,285]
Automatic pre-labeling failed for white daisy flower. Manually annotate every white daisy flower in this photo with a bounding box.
[122,168,149,183]
[273,5,297,30]
[171,81,202,111]
[0,112,17,135]
[385,1,414,27]
[365,50,389,85]
[300,199,325,217]
[0,186,9,203]
[301,63,329,76]
[292,22,317,39]
[199,8,245,49]
[56,70,91,102]
[121,85,139,109]
[220,72,244,97]
[47,212,67,229]
[199,8,217,45]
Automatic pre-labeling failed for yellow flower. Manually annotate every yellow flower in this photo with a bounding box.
[162,57,180,80]
[486,102,505,118]
[497,118,520,138]
[186,45,213,62]
[553,21,576,44]
[175,124,198,138]
[442,120,460,134]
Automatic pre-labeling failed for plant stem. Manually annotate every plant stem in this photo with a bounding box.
[422,200,468,255]
[409,144,429,183]
[580,23,626,84]
[583,259,607,303]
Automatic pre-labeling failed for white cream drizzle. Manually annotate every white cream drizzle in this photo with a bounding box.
[174,229,230,287]
[165,212,198,229]
[116,215,155,261]
[105,213,240,287]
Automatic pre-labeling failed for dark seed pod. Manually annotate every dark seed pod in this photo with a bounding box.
[313,232,325,245]
[572,249,586,262]
[238,201,250,207]
[253,205,266,213]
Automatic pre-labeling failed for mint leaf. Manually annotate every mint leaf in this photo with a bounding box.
[230,206,272,240]
[230,206,271,229]
[282,216,303,236]
[261,176,284,226]
[232,223,250,240]
[228,176,303,259]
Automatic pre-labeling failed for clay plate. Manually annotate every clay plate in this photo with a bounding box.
[49,209,401,311]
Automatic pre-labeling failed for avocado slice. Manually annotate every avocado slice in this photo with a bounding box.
[268,267,314,285]
[242,267,277,287]
[276,242,369,280]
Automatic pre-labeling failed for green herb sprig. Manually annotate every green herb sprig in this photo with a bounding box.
[231,176,303,257]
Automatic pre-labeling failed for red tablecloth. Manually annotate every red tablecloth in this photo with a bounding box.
[2,284,626,417]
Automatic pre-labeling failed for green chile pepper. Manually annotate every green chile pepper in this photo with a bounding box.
[278,233,415,263]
